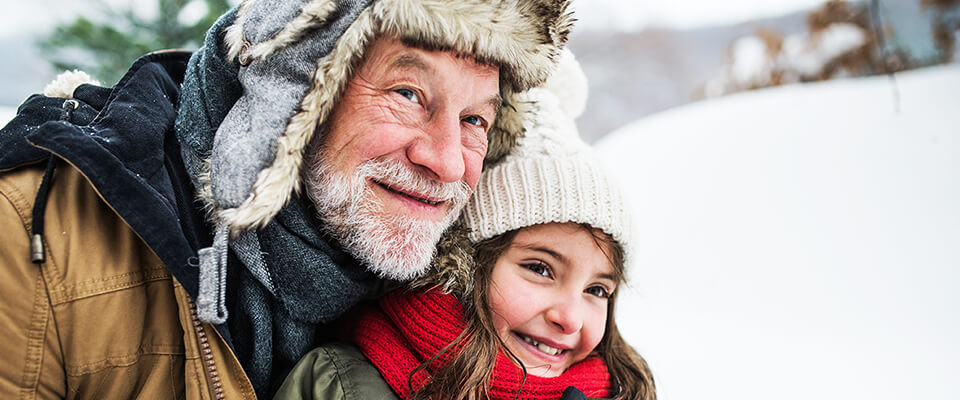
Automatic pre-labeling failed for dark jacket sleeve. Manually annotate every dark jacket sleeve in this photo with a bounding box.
[273,342,398,400]
[560,386,588,400]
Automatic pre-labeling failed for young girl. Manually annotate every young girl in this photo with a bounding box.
[275,50,655,400]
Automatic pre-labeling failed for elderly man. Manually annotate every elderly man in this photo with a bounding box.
[0,0,572,398]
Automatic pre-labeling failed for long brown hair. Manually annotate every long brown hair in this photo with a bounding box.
[411,224,656,400]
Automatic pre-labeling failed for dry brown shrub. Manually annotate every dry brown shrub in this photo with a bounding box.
[921,0,960,9]
[808,0,872,32]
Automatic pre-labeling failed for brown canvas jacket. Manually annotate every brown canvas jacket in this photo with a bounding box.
[0,161,256,399]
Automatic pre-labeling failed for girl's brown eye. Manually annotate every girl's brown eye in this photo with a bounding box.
[521,262,551,278]
[586,286,611,299]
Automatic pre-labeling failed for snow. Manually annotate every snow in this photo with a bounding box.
[730,36,773,86]
[597,65,960,400]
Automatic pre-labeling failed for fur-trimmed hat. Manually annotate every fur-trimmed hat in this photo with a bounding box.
[200,0,574,237]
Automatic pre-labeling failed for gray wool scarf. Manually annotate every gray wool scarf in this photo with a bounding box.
[226,194,374,396]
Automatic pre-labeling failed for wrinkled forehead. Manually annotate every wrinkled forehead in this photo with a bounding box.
[362,36,501,79]
[395,36,501,71]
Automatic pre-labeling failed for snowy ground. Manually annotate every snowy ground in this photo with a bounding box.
[597,65,959,400]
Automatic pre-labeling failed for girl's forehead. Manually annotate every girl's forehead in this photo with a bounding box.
[510,222,619,278]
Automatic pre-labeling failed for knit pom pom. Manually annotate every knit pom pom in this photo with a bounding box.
[542,49,588,118]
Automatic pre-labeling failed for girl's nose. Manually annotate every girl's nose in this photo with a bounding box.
[545,296,584,334]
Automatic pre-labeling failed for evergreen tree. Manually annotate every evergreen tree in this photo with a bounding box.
[39,0,232,85]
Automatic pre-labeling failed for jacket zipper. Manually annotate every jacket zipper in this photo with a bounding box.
[188,298,226,400]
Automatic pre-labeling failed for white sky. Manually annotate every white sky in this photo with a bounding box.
[1,0,831,37]
[571,0,829,30]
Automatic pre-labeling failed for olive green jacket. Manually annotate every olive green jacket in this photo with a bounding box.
[273,343,398,400]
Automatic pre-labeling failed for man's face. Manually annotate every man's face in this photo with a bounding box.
[304,37,501,280]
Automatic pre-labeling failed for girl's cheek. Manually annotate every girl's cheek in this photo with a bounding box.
[584,307,608,349]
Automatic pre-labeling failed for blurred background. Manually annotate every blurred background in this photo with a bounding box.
[2,0,958,141]
[1,1,957,399]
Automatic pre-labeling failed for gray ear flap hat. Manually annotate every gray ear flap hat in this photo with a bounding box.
[208,0,369,229]
[206,0,575,238]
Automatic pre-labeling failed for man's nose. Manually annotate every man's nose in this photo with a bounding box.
[406,112,466,183]
[546,295,584,335]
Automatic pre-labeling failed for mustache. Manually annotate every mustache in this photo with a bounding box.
[356,157,471,205]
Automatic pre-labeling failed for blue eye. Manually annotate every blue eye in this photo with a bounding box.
[462,115,485,127]
[585,286,612,299]
[521,261,552,278]
[395,88,419,103]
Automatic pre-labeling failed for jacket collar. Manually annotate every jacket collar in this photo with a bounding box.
[3,51,211,303]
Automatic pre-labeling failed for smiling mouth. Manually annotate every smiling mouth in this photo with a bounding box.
[518,333,567,356]
[372,179,443,206]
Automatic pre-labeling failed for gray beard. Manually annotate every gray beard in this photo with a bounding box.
[302,148,470,281]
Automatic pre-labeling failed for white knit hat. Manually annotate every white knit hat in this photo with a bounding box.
[461,50,632,260]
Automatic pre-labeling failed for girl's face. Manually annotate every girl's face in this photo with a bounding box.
[487,222,617,377]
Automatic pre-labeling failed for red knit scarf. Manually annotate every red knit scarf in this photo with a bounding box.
[350,289,610,399]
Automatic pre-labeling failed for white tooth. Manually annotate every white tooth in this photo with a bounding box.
[537,343,558,355]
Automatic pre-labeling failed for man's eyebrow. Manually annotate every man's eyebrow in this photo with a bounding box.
[391,53,433,74]
[485,94,504,114]
[393,52,501,113]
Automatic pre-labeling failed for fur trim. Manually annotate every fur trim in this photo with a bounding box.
[372,0,573,92]
[43,70,101,98]
[195,158,217,221]
[216,0,573,234]
[223,4,248,62]
[409,222,476,299]
[485,89,530,165]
